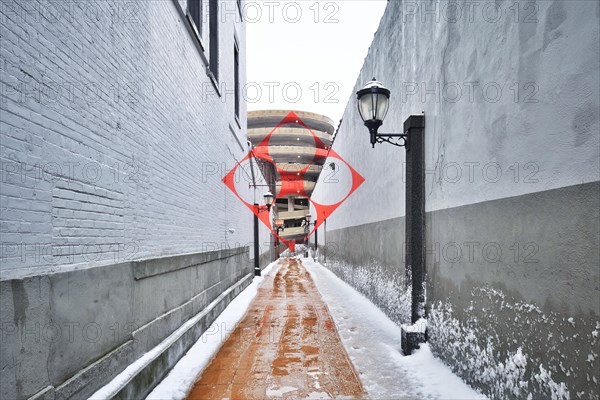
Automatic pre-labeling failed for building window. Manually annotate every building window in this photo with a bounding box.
[234,39,240,119]
[188,0,202,38]
[209,0,219,81]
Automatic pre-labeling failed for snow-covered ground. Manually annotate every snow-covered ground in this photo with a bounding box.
[143,257,486,399]
[146,260,280,400]
[303,258,487,400]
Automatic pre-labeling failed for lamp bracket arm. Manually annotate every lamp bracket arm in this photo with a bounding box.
[376,132,407,137]
[375,132,409,148]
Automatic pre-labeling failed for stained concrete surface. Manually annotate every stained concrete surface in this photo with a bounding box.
[186,258,365,399]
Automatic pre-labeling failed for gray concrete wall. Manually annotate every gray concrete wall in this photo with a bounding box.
[316,218,410,325]
[321,181,599,398]
[426,181,599,399]
[312,0,599,398]
[0,246,253,399]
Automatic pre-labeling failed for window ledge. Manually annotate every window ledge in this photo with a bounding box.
[207,69,221,96]
[229,122,245,151]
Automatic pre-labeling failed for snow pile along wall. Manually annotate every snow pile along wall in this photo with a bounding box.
[429,288,598,399]
[324,259,411,326]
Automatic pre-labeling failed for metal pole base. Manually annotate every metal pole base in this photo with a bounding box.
[401,327,426,355]
[254,267,261,276]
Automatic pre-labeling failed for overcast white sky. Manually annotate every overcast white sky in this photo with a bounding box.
[246,1,388,125]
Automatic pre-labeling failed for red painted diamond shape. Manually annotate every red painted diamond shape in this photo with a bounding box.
[222,112,364,252]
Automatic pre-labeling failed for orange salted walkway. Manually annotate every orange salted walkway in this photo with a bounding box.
[186,258,365,399]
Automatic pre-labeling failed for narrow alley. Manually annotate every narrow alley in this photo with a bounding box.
[148,258,485,399]
[1,1,598,399]
[185,258,364,399]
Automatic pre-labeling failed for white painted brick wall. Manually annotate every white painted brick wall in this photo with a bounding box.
[0,0,271,277]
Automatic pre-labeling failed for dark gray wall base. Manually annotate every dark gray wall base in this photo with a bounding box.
[317,216,411,325]
[259,250,272,270]
[316,256,411,326]
[427,182,599,400]
[0,247,252,400]
[322,217,406,268]
[322,182,599,400]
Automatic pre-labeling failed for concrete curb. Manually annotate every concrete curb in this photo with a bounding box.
[95,272,254,399]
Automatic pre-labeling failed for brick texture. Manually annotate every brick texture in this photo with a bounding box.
[0,0,270,277]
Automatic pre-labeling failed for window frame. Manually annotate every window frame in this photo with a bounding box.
[186,0,205,50]
[208,0,220,83]
[173,0,221,95]
[237,0,243,20]
[234,35,241,125]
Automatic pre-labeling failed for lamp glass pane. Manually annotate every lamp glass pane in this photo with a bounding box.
[264,192,274,206]
[375,93,389,121]
[358,93,374,122]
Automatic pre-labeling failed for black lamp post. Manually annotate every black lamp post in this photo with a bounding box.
[302,214,312,257]
[357,78,426,355]
[314,219,318,259]
[254,191,275,276]
[273,225,283,260]
[306,216,318,259]
[302,214,318,258]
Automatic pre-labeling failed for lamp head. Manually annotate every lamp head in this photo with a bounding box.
[263,191,274,210]
[356,78,391,146]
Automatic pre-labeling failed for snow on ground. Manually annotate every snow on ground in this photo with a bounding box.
[302,258,488,400]
[145,260,280,400]
[139,257,485,399]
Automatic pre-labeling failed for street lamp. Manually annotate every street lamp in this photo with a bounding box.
[302,214,315,258]
[254,191,275,277]
[263,191,274,212]
[305,215,318,260]
[313,219,318,259]
[357,78,407,148]
[357,78,426,355]
[273,224,283,260]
